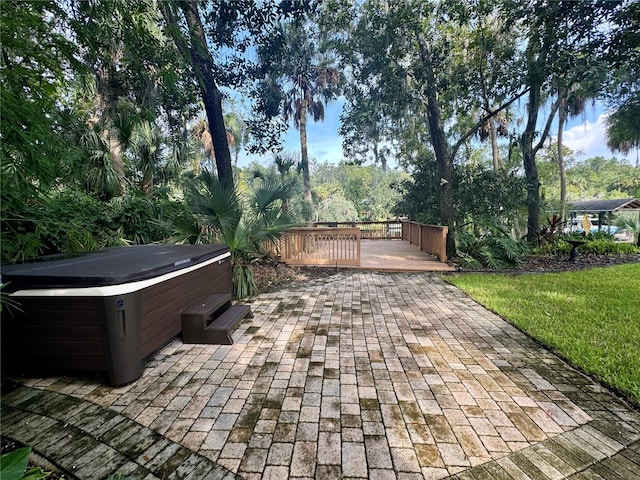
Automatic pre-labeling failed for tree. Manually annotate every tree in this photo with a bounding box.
[1,1,82,261]
[507,0,620,242]
[604,0,640,167]
[181,169,298,297]
[158,1,311,189]
[606,101,640,167]
[1,1,79,188]
[313,161,407,221]
[71,0,198,194]
[260,18,340,213]
[324,0,527,254]
[159,0,234,187]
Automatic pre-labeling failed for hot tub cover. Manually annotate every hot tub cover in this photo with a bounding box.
[1,244,230,291]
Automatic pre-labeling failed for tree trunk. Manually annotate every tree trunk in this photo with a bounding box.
[522,82,542,244]
[415,31,455,256]
[163,1,233,188]
[557,105,567,221]
[490,119,502,173]
[96,61,126,194]
[299,97,313,214]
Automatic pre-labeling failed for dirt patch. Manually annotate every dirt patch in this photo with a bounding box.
[251,262,342,293]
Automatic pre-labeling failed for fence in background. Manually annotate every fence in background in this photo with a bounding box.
[313,221,402,239]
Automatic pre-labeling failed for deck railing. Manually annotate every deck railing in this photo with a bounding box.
[313,221,402,239]
[274,221,447,267]
[278,227,361,267]
[402,221,448,262]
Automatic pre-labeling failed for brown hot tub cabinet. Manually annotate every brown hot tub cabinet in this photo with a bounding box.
[1,245,252,385]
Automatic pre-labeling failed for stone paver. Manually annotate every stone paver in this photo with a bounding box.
[2,272,639,479]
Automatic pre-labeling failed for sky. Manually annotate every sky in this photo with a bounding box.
[241,99,637,169]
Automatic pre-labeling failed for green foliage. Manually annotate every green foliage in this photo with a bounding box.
[393,154,440,225]
[453,164,527,227]
[0,447,52,480]
[578,239,639,255]
[109,191,178,245]
[1,189,108,263]
[183,170,298,298]
[316,193,359,222]
[447,264,640,405]
[604,1,640,164]
[396,158,527,232]
[547,156,640,201]
[454,223,529,270]
[313,162,408,221]
[1,283,23,315]
[0,447,30,480]
[0,1,81,190]
[1,187,191,264]
[233,264,260,300]
[535,232,640,256]
[606,99,640,160]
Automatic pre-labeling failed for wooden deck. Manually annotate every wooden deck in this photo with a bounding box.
[276,223,454,272]
[356,239,455,272]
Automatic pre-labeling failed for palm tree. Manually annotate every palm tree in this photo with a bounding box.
[556,87,588,220]
[606,101,640,168]
[178,170,299,298]
[128,121,164,195]
[265,20,340,215]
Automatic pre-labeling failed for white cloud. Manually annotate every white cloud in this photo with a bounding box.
[563,112,635,163]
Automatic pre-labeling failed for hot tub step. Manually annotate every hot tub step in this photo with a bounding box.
[181,294,252,345]
[204,304,254,345]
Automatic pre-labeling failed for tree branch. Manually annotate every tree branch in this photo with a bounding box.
[451,87,530,160]
[158,2,190,60]
[533,96,560,154]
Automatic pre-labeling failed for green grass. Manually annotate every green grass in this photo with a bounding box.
[445,263,640,406]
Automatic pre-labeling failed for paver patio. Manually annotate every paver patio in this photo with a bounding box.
[2,272,639,479]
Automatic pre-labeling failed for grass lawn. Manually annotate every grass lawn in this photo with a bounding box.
[445,263,640,406]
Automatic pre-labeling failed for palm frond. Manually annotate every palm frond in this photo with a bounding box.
[186,169,242,238]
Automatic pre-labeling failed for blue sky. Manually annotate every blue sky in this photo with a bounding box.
[241,99,636,169]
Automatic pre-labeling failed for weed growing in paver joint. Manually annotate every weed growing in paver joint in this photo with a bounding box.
[445,263,640,406]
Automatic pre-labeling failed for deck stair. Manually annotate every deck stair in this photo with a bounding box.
[181,293,253,345]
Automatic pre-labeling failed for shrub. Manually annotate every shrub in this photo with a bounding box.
[0,446,51,480]
[455,225,529,269]
[533,235,640,256]
[579,240,639,255]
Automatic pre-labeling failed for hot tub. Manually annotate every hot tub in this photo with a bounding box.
[1,244,231,385]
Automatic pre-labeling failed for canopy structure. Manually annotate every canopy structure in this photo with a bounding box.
[568,198,640,213]
[568,198,640,245]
